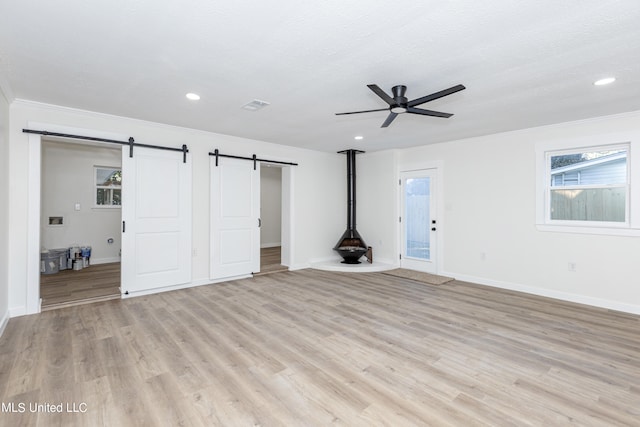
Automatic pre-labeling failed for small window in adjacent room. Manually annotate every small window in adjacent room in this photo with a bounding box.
[95,166,122,207]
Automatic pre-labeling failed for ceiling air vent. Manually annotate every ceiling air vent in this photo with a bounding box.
[241,99,270,111]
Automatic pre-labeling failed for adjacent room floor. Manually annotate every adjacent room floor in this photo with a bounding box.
[40,262,121,310]
[258,246,288,276]
[38,247,287,310]
[3,269,639,426]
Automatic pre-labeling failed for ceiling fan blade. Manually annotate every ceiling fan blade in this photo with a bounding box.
[335,108,389,115]
[406,107,453,118]
[381,112,398,127]
[407,84,466,107]
[367,84,395,105]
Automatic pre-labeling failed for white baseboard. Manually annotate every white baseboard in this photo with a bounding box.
[445,271,640,315]
[0,309,9,337]
[260,242,281,248]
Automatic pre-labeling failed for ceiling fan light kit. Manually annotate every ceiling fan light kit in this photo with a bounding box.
[336,83,466,128]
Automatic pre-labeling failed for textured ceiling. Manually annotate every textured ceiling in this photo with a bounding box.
[1,1,640,152]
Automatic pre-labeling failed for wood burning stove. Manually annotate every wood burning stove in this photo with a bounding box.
[334,149,369,264]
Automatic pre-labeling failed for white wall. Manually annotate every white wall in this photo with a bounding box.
[394,111,640,314]
[41,141,122,263]
[356,150,398,264]
[260,166,282,248]
[0,85,10,332]
[8,100,345,315]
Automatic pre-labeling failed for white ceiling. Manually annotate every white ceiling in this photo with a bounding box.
[1,1,640,153]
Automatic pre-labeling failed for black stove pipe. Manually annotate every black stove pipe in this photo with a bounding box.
[343,149,361,234]
[334,149,368,264]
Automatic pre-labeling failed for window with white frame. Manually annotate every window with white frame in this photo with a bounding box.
[95,166,122,207]
[547,146,628,224]
[536,137,640,235]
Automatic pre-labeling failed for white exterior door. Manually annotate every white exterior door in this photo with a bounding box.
[121,147,192,295]
[210,157,260,279]
[400,169,437,273]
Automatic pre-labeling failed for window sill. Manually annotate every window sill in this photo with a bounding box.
[536,224,640,237]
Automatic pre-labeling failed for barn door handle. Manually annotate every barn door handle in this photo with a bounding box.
[258,218,262,227]
[122,221,126,233]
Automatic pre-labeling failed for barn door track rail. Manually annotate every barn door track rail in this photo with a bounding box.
[23,129,190,163]
[210,149,298,170]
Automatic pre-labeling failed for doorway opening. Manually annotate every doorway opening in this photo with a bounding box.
[258,164,288,275]
[39,139,121,310]
[209,155,294,281]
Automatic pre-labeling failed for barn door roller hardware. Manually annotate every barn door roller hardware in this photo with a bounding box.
[210,149,298,169]
[23,129,190,163]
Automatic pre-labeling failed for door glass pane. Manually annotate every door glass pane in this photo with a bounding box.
[405,177,430,260]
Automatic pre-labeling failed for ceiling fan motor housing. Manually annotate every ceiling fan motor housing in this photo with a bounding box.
[391,85,408,103]
[391,85,408,113]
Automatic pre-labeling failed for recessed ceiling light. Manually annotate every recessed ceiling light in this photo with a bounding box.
[354,136,364,140]
[594,77,616,86]
[186,93,200,100]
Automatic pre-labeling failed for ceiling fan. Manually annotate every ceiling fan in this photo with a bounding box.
[335,83,466,128]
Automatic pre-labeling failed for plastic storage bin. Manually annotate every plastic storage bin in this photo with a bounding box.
[51,248,68,271]
[41,251,60,275]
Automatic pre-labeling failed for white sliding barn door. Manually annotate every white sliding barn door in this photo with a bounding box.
[121,147,192,295]
[210,157,260,280]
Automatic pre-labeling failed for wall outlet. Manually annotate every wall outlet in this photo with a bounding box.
[74,203,81,211]
[568,262,577,272]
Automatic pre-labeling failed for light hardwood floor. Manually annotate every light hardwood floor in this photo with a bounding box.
[2,269,639,426]
[40,263,121,310]
[257,246,288,276]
